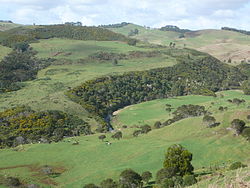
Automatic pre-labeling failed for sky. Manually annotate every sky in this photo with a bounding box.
[1,0,250,30]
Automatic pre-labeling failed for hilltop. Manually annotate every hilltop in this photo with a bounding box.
[108,23,250,63]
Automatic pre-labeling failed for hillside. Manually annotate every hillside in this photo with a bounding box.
[0,23,250,188]
[0,21,20,31]
[0,90,249,187]
[109,24,250,63]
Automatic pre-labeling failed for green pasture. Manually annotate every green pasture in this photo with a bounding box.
[0,90,249,187]
[31,38,148,60]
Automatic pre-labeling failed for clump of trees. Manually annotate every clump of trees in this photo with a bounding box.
[83,144,198,188]
[0,49,53,92]
[0,25,129,48]
[0,106,91,148]
[132,125,152,137]
[128,29,139,36]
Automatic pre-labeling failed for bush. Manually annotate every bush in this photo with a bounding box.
[141,171,152,184]
[202,115,216,128]
[98,135,106,141]
[100,178,118,188]
[247,115,250,120]
[6,177,21,186]
[160,178,174,188]
[229,162,247,170]
[83,183,99,188]
[231,119,246,134]
[156,168,177,184]
[119,169,142,188]
[140,125,152,134]
[111,131,122,140]
[242,127,250,140]
[133,130,142,137]
[154,121,162,129]
[183,175,197,186]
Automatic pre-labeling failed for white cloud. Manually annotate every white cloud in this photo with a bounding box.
[0,0,250,30]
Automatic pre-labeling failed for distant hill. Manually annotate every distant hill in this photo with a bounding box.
[0,21,21,31]
[109,23,250,63]
[0,24,130,48]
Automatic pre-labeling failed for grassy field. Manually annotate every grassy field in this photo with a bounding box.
[0,90,249,187]
[112,90,250,127]
[0,39,176,126]
[31,38,148,60]
[110,24,250,63]
[0,45,11,60]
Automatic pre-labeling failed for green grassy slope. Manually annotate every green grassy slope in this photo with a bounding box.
[31,38,147,60]
[110,24,250,63]
[0,22,20,31]
[0,90,249,187]
[0,45,11,60]
[0,39,176,126]
[112,90,250,127]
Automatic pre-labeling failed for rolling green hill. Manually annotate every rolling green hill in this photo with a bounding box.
[109,24,250,63]
[0,39,176,127]
[0,24,250,188]
[0,90,249,187]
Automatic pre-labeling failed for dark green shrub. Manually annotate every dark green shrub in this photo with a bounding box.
[156,168,177,184]
[231,119,246,134]
[183,175,197,186]
[154,121,162,129]
[229,162,247,170]
[160,178,174,188]
[119,169,142,188]
[242,127,250,140]
[83,183,99,188]
[100,178,118,188]
[6,177,21,186]
[141,171,152,184]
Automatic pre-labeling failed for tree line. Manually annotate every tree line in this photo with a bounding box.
[0,106,91,148]
[0,24,130,48]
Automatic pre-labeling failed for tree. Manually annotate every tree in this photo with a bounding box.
[119,169,142,188]
[202,115,216,128]
[100,178,118,188]
[98,135,106,141]
[112,59,118,66]
[14,42,30,52]
[154,121,162,129]
[242,80,250,95]
[163,144,194,176]
[140,125,152,134]
[111,131,122,140]
[127,39,137,46]
[242,128,250,140]
[141,171,152,184]
[133,130,141,137]
[231,119,245,134]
